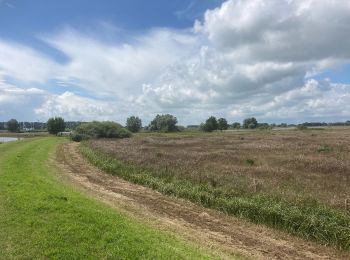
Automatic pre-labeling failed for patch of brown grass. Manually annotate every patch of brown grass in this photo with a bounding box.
[88,128,350,213]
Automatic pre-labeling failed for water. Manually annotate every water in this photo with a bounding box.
[0,137,19,143]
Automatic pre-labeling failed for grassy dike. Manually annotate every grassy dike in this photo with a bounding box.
[81,142,350,251]
[0,138,214,259]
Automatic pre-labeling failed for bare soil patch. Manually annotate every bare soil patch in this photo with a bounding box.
[54,142,349,259]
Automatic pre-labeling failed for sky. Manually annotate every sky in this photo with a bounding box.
[1,0,350,125]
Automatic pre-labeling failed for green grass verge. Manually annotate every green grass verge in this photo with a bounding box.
[81,142,350,251]
[0,138,215,259]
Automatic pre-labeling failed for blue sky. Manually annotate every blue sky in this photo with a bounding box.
[0,1,222,62]
[1,0,350,124]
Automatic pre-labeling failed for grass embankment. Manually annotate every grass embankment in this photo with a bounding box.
[81,142,350,251]
[0,138,213,259]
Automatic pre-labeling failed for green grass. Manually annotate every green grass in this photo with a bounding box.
[81,142,350,251]
[0,137,215,259]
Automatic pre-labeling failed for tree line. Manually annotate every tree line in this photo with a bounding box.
[126,115,260,133]
[3,116,350,134]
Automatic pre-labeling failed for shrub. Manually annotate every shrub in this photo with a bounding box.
[74,121,131,139]
[47,117,65,135]
[70,133,90,142]
[258,123,272,130]
[177,125,186,132]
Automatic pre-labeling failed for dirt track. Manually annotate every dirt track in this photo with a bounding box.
[54,142,349,259]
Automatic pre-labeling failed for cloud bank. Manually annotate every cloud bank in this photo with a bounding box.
[1,0,350,124]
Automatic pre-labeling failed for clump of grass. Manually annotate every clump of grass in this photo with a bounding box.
[318,145,333,153]
[245,159,255,166]
[81,143,350,250]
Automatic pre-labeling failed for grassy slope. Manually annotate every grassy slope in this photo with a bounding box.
[0,138,213,259]
[81,141,350,251]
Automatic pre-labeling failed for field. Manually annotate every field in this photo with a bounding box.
[0,138,215,259]
[83,127,350,250]
[2,129,350,259]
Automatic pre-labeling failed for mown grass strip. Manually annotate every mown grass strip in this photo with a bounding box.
[81,142,350,250]
[0,138,214,259]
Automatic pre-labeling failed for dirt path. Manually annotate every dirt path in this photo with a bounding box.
[54,142,349,260]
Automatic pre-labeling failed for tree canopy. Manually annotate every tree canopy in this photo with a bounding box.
[201,116,218,132]
[149,114,178,132]
[126,116,142,133]
[243,117,258,129]
[47,117,66,135]
[232,122,241,129]
[217,118,229,130]
[7,119,19,132]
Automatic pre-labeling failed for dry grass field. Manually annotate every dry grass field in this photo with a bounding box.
[83,127,350,249]
[88,127,350,214]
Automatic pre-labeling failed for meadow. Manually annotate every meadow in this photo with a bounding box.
[82,127,350,250]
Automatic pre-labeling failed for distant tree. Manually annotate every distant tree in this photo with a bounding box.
[126,116,142,133]
[217,118,229,131]
[257,123,271,130]
[149,114,178,132]
[47,117,65,135]
[7,119,19,132]
[232,122,241,129]
[186,125,200,130]
[201,116,218,132]
[243,117,258,129]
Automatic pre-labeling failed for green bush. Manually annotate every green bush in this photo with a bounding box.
[70,133,90,142]
[74,121,131,139]
[258,123,272,130]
